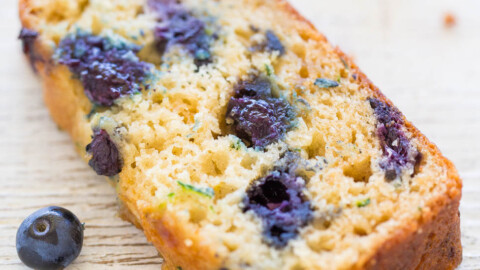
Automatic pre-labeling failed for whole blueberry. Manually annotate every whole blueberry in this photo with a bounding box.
[16,206,84,270]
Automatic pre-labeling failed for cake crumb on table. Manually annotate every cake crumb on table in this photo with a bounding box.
[443,12,457,28]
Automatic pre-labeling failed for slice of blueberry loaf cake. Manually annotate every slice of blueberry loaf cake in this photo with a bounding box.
[19,0,462,269]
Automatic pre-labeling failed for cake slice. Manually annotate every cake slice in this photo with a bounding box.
[18,0,462,269]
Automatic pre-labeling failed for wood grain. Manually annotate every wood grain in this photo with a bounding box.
[1,0,479,269]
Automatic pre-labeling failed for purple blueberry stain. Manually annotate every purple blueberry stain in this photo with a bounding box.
[243,154,312,248]
[86,129,122,176]
[369,98,419,180]
[149,0,214,67]
[56,32,151,106]
[226,75,294,149]
[18,28,40,71]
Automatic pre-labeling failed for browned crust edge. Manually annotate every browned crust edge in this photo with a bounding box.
[333,48,463,270]
[362,191,462,270]
[18,0,462,269]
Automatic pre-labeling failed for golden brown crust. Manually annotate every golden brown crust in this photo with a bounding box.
[19,0,36,29]
[280,2,463,268]
[142,211,222,270]
[361,192,462,270]
[334,32,463,270]
[18,0,462,269]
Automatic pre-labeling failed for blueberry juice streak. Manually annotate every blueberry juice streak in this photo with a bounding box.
[149,0,214,66]
[369,98,420,180]
[56,32,151,106]
[226,75,294,149]
[243,157,312,248]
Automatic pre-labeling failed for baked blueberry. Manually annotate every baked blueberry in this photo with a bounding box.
[250,30,285,55]
[233,76,272,98]
[18,28,39,71]
[86,129,122,176]
[264,30,285,55]
[243,154,312,247]
[369,98,419,180]
[16,206,84,270]
[150,0,213,66]
[226,75,294,148]
[56,32,151,106]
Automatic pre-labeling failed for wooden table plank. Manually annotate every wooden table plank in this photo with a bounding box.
[1,0,479,269]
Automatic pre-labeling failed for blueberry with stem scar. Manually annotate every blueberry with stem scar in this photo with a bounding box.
[16,206,84,270]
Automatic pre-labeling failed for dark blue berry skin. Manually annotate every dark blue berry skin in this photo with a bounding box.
[56,32,151,106]
[16,206,84,270]
[369,98,420,180]
[243,154,312,248]
[86,129,122,176]
[226,76,294,149]
[149,0,213,67]
[18,28,39,71]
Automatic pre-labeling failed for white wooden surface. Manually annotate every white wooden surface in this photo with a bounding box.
[1,0,479,269]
